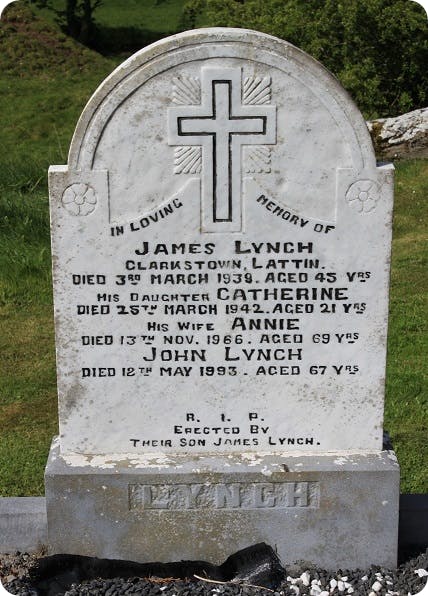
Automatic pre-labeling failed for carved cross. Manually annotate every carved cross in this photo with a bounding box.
[168,67,276,232]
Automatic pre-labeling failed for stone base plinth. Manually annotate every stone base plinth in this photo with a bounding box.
[45,438,399,569]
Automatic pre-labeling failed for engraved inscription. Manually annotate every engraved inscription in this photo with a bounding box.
[168,67,277,232]
[129,481,320,510]
[51,30,393,457]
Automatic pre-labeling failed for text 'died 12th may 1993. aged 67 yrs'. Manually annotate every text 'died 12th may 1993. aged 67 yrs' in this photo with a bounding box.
[50,49,393,456]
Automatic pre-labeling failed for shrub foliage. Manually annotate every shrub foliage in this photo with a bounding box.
[182,0,428,118]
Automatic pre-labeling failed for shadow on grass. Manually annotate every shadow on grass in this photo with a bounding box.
[91,25,179,56]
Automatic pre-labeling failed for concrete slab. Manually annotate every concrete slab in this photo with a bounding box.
[0,497,47,553]
[45,438,400,570]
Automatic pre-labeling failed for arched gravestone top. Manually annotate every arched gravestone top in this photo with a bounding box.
[49,28,394,456]
[69,28,375,166]
[67,29,376,225]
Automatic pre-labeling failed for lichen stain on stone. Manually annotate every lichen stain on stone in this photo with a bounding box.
[61,381,85,418]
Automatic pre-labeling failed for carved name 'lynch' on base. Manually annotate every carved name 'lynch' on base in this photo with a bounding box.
[129,482,319,510]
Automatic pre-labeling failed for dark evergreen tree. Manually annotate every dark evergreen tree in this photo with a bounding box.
[29,0,103,45]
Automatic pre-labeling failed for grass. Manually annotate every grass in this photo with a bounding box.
[385,160,428,493]
[0,3,426,496]
[0,308,57,495]
[0,3,117,494]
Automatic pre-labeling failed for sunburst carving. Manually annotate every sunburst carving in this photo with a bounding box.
[244,146,272,173]
[174,146,202,174]
[172,76,201,105]
[243,76,272,105]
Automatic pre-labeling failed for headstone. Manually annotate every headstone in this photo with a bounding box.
[45,28,399,569]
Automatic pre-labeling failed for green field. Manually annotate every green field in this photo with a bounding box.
[0,2,426,496]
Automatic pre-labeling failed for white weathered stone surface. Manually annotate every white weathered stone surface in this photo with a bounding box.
[46,27,399,569]
[367,108,428,159]
[49,28,394,456]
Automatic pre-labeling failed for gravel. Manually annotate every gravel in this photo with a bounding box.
[1,549,427,596]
